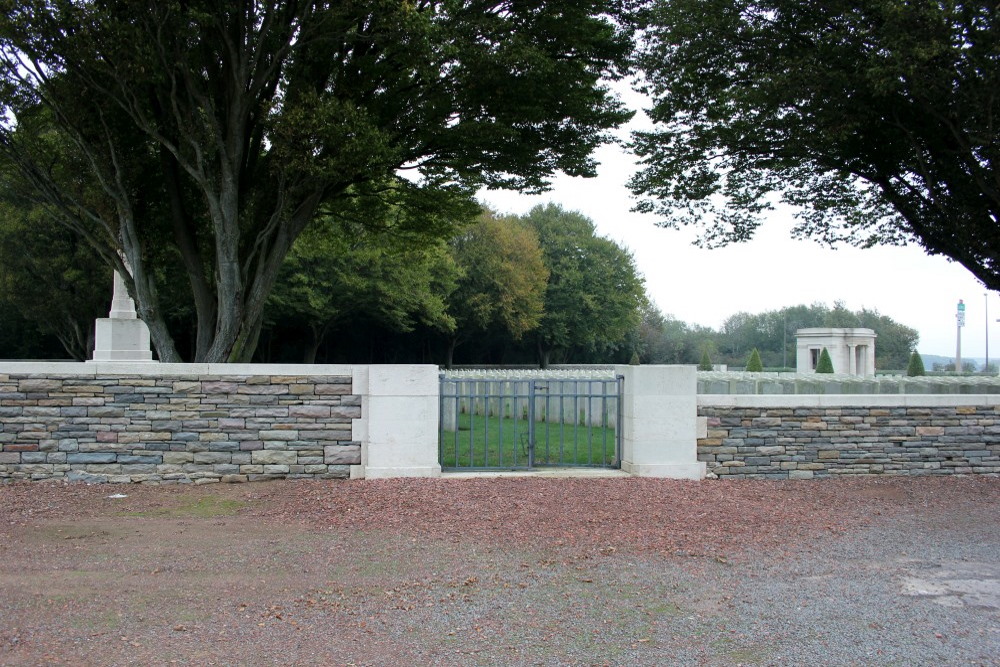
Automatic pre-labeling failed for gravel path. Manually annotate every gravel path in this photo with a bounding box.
[0,475,996,665]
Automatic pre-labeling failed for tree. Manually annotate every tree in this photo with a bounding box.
[521,203,647,367]
[445,212,549,368]
[815,348,835,373]
[907,351,926,377]
[0,1,633,362]
[265,215,458,364]
[745,348,763,372]
[631,1,1000,290]
[857,309,919,370]
[0,201,108,359]
[698,349,714,371]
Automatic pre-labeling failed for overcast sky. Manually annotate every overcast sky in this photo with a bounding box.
[477,88,990,360]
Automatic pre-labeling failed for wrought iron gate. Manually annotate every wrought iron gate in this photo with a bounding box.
[439,374,623,470]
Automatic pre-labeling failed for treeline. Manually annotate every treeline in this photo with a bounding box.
[0,203,647,366]
[636,302,919,371]
[0,200,919,368]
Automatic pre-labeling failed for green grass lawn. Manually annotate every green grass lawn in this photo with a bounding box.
[440,412,618,469]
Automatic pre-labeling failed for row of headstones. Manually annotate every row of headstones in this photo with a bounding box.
[439,379,619,432]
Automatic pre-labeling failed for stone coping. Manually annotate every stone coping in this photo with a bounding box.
[699,394,1000,408]
[0,362,360,376]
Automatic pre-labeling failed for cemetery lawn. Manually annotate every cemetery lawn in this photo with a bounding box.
[439,412,618,468]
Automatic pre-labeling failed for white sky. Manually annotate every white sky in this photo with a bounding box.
[477,88,990,360]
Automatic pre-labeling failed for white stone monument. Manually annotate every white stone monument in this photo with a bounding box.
[91,269,155,362]
[795,328,876,375]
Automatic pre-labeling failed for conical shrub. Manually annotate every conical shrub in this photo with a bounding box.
[698,350,713,371]
[815,347,834,373]
[745,348,763,372]
[906,351,926,376]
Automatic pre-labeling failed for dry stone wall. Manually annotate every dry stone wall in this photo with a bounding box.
[698,403,1000,479]
[0,371,361,484]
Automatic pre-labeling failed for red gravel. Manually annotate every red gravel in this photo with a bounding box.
[0,475,995,665]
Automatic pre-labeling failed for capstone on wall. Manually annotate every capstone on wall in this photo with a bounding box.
[0,369,361,484]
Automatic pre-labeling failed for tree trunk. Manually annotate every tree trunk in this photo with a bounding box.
[537,338,551,369]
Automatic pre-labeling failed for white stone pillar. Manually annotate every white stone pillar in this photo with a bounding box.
[614,365,705,479]
[351,365,441,479]
[848,344,857,375]
[91,269,155,362]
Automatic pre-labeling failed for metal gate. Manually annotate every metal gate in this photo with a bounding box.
[439,374,623,470]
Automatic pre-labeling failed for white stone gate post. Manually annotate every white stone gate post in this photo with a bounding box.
[615,365,705,479]
[351,365,441,479]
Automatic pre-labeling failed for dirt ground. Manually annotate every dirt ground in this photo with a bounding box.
[0,475,997,666]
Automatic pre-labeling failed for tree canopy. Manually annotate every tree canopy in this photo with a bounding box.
[0,0,633,361]
[0,200,107,359]
[265,214,458,364]
[445,211,549,367]
[520,203,647,367]
[631,0,1000,289]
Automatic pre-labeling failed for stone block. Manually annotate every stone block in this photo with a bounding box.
[324,444,361,465]
[259,430,298,441]
[202,381,238,394]
[193,452,233,464]
[262,464,290,474]
[67,452,117,464]
[315,383,352,395]
[251,450,297,465]
[289,405,331,418]
[788,470,814,480]
[330,406,362,420]
[18,379,62,392]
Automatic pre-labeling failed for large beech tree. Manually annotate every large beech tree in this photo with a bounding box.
[520,203,646,367]
[0,0,632,361]
[445,211,548,368]
[631,1,1000,288]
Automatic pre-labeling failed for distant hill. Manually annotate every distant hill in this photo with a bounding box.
[919,353,990,371]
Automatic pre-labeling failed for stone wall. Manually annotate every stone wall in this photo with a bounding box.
[0,367,361,484]
[697,371,1000,395]
[698,396,1000,479]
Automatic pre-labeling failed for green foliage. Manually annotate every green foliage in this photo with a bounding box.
[906,351,926,377]
[631,0,1000,290]
[715,302,917,370]
[266,213,459,363]
[521,203,646,367]
[698,349,713,371]
[629,351,641,365]
[0,1,633,361]
[0,201,107,359]
[446,211,549,367]
[745,348,764,372]
[816,348,835,374]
